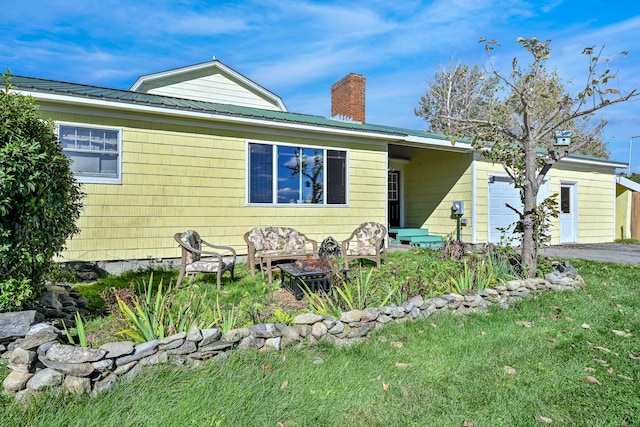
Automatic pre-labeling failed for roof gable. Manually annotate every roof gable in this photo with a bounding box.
[129,60,287,112]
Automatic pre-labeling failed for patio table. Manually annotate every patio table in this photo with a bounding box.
[279,260,347,299]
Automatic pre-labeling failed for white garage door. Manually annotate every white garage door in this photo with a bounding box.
[488,176,549,245]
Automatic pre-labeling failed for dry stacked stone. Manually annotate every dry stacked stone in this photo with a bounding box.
[1,267,584,400]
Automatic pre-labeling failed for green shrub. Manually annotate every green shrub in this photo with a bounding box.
[0,72,84,310]
[0,277,35,311]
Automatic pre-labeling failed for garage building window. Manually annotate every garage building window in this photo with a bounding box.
[58,124,121,184]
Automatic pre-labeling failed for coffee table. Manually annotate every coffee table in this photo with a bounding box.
[279,261,346,300]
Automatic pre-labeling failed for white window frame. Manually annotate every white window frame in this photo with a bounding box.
[57,122,122,184]
[246,140,349,206]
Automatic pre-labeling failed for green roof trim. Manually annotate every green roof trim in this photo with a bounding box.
[6,75,451,141]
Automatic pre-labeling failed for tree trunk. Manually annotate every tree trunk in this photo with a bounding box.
[521,141,539,278]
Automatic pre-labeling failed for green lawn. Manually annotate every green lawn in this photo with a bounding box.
[1,258,638,426]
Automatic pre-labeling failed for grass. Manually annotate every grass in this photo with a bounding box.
[1,258,638,426]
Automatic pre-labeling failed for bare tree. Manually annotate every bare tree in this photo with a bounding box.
[415,61,497,133]
[429,37,636,276]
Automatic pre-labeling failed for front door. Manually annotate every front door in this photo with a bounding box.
[388,170,400,228]
[560,183,577,243]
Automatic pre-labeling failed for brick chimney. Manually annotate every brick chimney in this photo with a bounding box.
[331,73,366,123]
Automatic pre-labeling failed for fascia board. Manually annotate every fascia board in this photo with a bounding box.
[558,156,626,170]
[403,135,473,152]
[23,90,406,143]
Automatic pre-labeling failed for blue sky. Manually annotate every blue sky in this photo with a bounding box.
[2,1,639,171]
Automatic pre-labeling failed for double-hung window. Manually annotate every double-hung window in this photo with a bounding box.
[58,124,121,184]
[248,142,347,205]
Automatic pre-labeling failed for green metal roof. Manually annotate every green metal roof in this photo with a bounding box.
[7,75,450,141]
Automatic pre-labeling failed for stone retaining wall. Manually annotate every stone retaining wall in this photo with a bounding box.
[1,271,584,401]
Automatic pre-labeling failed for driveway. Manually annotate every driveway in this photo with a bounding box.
[539,243,640,265]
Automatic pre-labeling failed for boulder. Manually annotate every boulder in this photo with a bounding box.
[0,311,44,340]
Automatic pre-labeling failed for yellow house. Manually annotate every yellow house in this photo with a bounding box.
[615,176,640,240]
[8,60,625,268]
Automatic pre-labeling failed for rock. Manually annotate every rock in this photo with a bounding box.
[198,340,234,352]
[293,324,311,337]
[46,343,106,363]
[158,332,186,345]
[8,347,37,369]
[158,338,184,351]
[311,322,328,338]
[26,323,60,336]
[262,337,281,351]
[222,328,250,343]
[113,361,137,375]
[294,313,324,324]
[166,340,197,355]
[428,298,448,309]
[14,388,38,402]
[140,351,169,366]
[409,295,424,307]
[279,325,301,342]
[237,336,264,350]
[125,362,143,380]
[340,310,362,323]
[91,374,118,397]
[401,301,415,312]
[39,356,95,377]
[63,375,92,394]
[92,359,114,372]
[347,322,374,338]
[544,271,563,284]
[381,306,401,318]
[505,280,526,291]
[100,341,134,358]
[115,340,158,366]
[328,321,346,336]
[360,307,380,322]
[36,341,56,357]
[420,304,437,318]
[26,368,64,391]
[409,307,420,318]
[16,331,57,351]
[322,317,337,330]
[199,328,221,346]
[0,311,44,340]
[186,324,203,342]
[249,323,280,338]
[3,370,34,393]
[376,314,393,324]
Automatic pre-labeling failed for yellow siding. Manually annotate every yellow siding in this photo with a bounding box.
[44,110,387,262]
[616,184,632,239]
[403,150,473,240]
[474,158,617,244]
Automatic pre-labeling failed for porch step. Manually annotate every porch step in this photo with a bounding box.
[388,228,430,245]
[410,235,444,248]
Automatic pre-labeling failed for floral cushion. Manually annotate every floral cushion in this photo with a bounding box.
[186,260,224,273]
[355,222,385,246]
[248,227,307,254]
[180,230,202,263]
[345,222,385,256]
[346,245,377,256]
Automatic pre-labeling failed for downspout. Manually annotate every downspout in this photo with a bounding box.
[471,152,477,244]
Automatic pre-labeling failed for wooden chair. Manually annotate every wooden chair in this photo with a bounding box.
[174,230,236,290]
[341,222,388,268]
